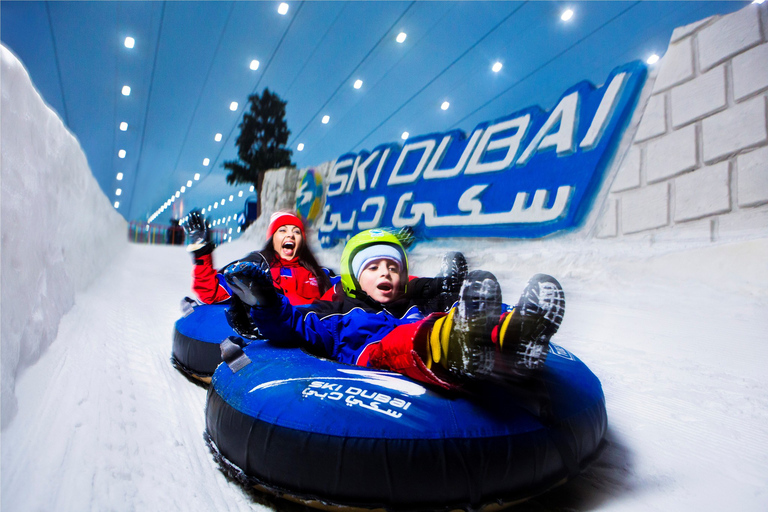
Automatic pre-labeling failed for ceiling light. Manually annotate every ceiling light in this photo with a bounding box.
[322,115,330,124]
[124,37,135,49]
[401,132,409,140]
[230,101,238,111]
[119,122,128,131]
[441,101,450,110]
[250,185,255,192]
[396,32,407,43]
[194,173,200,180]
[492,62,503,73]
[118,149,126,158]
[214,203,218,209]
[122,85,131,96]
[238,191,243,197]
[175,191,180,198]
[180,186,186,193]
[214,133,222,142]
[354,79,363,89]
[561,9,574,21]
[116,172,123,180]
[646,53,660,65]
[187,180,192,187]
[297,143,304,151]
[115,188,122,196]
[221,199,225,205]
[229,195,234,201]
[203,158,210,166]
[114,201,120,208]
[278,3,289,15]
[250,59,260,70]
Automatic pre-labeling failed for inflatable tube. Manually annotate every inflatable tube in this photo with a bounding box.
[171,301,234,383]
[205,339,607,510]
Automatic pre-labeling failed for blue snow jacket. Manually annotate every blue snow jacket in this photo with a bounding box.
[249,277,445,366]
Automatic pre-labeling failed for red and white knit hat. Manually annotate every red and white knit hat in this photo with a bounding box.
[266,211,305,240]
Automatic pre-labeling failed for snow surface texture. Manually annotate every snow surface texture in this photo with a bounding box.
[2,33,768,512]
[0,46,126,428]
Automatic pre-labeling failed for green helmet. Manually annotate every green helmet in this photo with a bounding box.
[340,229,409,298]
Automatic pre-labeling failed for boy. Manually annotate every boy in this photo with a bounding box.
[224,229,565,389]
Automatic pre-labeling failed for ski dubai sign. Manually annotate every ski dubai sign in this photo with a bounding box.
[316,62,647,248]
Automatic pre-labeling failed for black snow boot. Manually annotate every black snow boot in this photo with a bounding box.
[427,270,503,380]
[427,251,469,313]
[494,274,566,379]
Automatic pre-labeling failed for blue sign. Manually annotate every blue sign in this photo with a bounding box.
[318,62,646,248]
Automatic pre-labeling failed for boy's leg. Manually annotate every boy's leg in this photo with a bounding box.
[431,270,502,379]
[363,317,456,391]
[428,273,566,382]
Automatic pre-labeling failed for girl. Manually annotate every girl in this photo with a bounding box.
[182,210,333,306]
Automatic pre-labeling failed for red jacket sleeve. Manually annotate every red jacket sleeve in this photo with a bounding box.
[192,253,232,304]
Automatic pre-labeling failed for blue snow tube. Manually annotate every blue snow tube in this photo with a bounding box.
[205,338,607,510]
[171,301,235,382]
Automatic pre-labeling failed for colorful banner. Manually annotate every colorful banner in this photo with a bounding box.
[317,61,646,248]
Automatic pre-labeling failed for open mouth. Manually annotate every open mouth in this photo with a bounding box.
[377,282,393,292]
[282,240,295,250]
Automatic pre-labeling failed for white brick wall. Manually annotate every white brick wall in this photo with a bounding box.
[635,93,667,142]
[674,161,731,221]
[732,43,768,101]
[612,146,641,192]
[598,3,768,243]
[702,95,767,162]
[737,147,768,207]
[621,183,669,234]
[645,124,697,183]
[697,5,762,71]
[670,65,726,127]
[653,37,694,92]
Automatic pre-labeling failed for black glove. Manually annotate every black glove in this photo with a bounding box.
[222,255,279,308]
[225,296,263,339]
[181,210,209,246]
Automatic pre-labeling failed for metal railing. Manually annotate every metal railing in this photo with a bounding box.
[128,221,228,246]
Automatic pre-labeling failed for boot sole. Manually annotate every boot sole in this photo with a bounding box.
[451,271,502,378]
[509,274,565,373]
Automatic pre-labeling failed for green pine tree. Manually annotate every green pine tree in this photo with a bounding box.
[223,88,295,195]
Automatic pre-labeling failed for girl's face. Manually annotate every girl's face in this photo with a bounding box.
[272,224,303,260]
[358,258,402,303]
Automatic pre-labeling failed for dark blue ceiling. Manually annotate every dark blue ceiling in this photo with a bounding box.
[1,1,746,233]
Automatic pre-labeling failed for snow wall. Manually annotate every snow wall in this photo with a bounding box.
[0,45,128,428]
[243,3,768,275]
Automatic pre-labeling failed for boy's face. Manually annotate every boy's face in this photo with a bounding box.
[272,224,303,260]
[358,258,402,303]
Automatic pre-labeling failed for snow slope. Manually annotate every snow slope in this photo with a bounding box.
[2,39,768,512]
[2,237,767,511]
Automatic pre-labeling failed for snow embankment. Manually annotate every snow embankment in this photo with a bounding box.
[1,45,127,428]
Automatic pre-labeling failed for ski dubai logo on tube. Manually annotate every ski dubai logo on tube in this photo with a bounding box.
[318,61,646,248]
